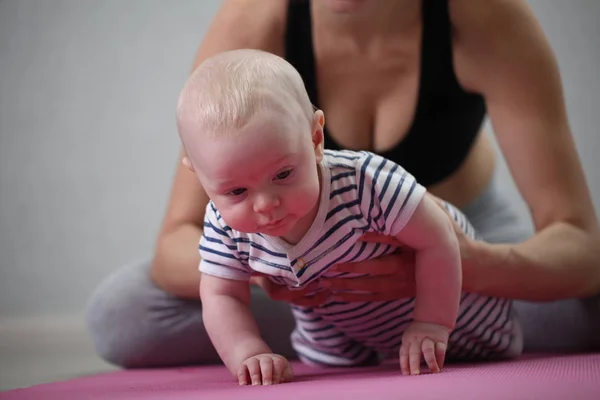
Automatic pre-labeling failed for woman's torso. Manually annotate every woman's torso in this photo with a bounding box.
[284,0,496,208]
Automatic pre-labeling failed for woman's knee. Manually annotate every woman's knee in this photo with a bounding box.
[516,296,600,352]
[84,257,191,367]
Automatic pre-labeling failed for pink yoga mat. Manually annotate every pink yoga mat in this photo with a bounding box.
[3,354,600,400]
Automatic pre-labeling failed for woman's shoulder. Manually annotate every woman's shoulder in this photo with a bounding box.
[199,0,288,57]
[448,0,553,93]
[448,0,533,31]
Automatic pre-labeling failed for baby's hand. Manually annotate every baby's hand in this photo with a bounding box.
[238,353,294,386]
[400,322,450,376]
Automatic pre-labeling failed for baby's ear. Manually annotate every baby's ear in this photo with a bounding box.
[312,110,325,162]
[182,156,195,172]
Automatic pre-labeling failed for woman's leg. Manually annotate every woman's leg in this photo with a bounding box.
[461,176,600,352]
[85,257,297,368]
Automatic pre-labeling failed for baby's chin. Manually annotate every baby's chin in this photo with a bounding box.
[248,216,297,237]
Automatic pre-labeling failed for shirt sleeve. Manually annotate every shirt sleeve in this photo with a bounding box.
[199,201,252,281]
[356,152,427,237]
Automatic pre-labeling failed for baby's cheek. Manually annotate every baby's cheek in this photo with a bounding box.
[294,180,320,211]
[218,207,254,233]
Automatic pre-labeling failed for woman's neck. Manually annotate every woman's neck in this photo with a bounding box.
[311,0,420,49]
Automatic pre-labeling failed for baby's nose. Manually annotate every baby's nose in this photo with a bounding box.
[253,192,280,213]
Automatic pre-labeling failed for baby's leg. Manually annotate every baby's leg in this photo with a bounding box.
[438,201,524,360]
[85,257,297,367]
[290,306,378,367]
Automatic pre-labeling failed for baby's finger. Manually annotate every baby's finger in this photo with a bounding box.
[260,357,273,385]
[421,338,439,373]
[272,357,289,384]
[399,344,410,375]
[281,366,294,383]
[409,339,422,375]
[435,341,447,371]
[237,365,250,386]
[245,358,262,386]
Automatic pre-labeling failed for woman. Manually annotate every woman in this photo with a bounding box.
[86,0,600,367]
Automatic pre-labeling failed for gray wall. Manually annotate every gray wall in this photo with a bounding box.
[0,0,598,319]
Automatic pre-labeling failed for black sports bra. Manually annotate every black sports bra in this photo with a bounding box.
[284,0,487,186]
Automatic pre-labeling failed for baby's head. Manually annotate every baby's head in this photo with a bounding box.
[176,49,325,239]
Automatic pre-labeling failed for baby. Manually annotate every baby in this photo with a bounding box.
[176,49,523,386]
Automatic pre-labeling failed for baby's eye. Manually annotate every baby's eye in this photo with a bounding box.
[275,169,293,180]
[227,188,246,196]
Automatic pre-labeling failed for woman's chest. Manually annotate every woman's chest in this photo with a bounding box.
[314,44,422,153]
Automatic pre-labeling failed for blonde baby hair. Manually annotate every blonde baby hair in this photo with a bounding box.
[176,49,314,146]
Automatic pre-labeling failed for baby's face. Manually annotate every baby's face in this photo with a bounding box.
[192,112,323,238]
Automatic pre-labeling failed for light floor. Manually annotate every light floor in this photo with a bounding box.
[0,316,118,392]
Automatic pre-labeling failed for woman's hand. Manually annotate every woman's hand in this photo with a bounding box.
[250,275,331,307]
[252,237,418,306]
[323,242,417,302]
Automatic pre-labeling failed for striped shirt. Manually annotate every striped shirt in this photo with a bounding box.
[200,150,523,365]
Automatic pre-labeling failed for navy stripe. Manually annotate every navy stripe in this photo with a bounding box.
[326,152,360,161]
[330,184,357,199]
[248,242,287,258]
[326,199,360,221]
[302,324,338,334]
[373,163,399,231]
[295,213,363,264]
[478,301,513,359]
[334,299,415,327]
[199,245,238,260]
[353,317,412,342]
[365,157,387,227]
[202,259,248,273]
[204,221,230,238]
[460,299,507,360]
[331,170,356,182]
[299,230,358,281]
[201,235,237,251]
[321,302,373,317]
[357,153,371,209]
[383,171,407,221]
[451,298,499,346]
[248,256,291,271]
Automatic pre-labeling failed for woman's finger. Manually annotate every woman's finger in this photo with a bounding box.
[333,252,414,275]
[323,275,408,292]
[331,290,415,303]
[255,276,323,303]
[291,291,330,307]
[358,231,403,246]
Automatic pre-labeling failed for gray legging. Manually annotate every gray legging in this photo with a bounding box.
[85,176,600,368]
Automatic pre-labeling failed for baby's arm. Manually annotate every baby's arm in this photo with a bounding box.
[200,274,293,385]
[394,194,462,374]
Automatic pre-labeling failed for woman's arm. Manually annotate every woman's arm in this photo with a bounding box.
[151,0,287,298]
[450,0,600,301]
